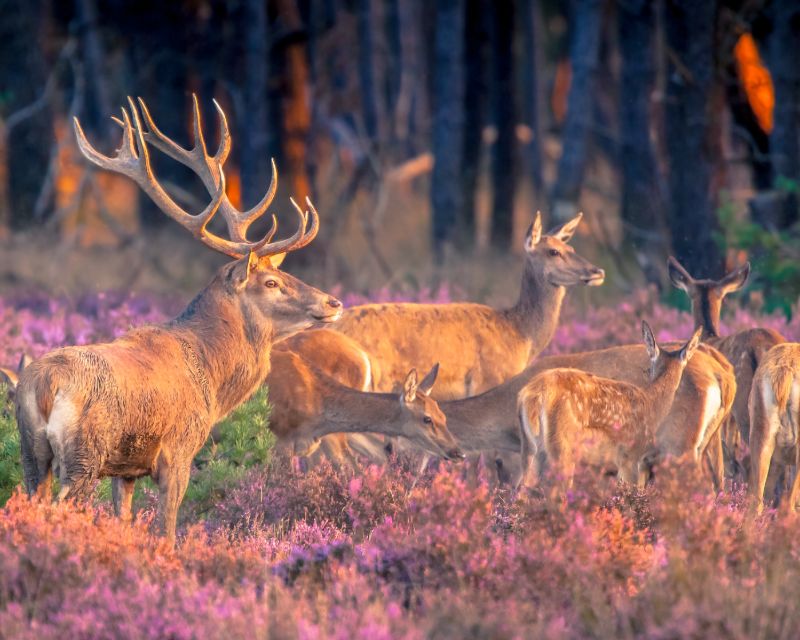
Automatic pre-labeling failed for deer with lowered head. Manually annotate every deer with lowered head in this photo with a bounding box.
[517,322,702,489]
[267,354,463,463]
[292,212,604,400]
[748,343,800,512]
[667,257,785,457]
[15,97,342,543]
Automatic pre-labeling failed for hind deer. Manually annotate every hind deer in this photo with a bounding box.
[667,257,785,462]
[292,212,604,400]
[435,339,734,490]
[267,356,462,463]
[748,343,800,512]
[517,323,702,489]
[15,97,342,543]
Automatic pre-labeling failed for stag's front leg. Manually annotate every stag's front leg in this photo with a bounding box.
[156,461,191,544]
[112,477,137,522]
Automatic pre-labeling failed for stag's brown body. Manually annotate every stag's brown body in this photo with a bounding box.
[748,342,800,511]
[517,325,702,488]
[293,213,604,400]
[668,257,785,451]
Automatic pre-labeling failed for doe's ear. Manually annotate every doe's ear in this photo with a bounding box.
[680,327,703,363]
[417,363,440,396]
[717,261,750,297]
[667,256,694,292]
[524,212,543,251]
[547,211,583,243]
[402,369,419,404]
[642,321,659,361]
[267,253,286,269]
[18,354,32,372]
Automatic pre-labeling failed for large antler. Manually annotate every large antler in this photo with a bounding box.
[74,95,319,259]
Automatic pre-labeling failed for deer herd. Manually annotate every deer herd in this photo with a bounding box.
[1,97,798,544]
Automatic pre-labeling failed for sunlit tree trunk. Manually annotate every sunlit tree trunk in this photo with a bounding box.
[431,0,465,252]
[551,0,603,222]
[664,0,722,276]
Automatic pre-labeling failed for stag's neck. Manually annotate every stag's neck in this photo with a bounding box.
[309,384,403,438]
[171,282,273,420]
[505,262,566,359]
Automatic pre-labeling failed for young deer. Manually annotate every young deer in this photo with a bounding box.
[16,97,341,543]
[748,343,800,512]
[517,323,702,489]
[272,330,389,467]
[293,212,604,400]
[435,339,733,490]
[266,355,463,462]
[668,257,785,456]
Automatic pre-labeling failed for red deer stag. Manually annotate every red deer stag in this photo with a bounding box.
[517,323,702,489]
[293,212,604,400]
[15,97,342,543]
[667,257,785,459]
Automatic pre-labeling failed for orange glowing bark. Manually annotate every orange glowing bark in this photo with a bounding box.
[734,33,774,134]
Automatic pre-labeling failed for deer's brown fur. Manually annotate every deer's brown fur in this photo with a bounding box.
[517,324,701,488]
[298,213,604,400]
[748,343,800,511]
[439,341,735,489]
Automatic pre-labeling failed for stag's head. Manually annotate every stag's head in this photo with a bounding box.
[523,212,605,288]
[398,364,464,461]
[74,96,341,340]
[667,256,750,337]
[642,320,702,382]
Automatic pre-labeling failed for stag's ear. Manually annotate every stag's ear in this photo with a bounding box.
[524,212,543,251]
[642,321,659,362]
[402,369,419,404]
[417,363,440,396]
[680,327,703,363]
[667,256,694,292]
[548,212,583,243]
[717,262,750,296]
[266,253,286,269]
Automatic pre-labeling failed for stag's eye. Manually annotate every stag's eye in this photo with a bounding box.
[265,279,280,289]
[423,415,432,424]
[548,249,561,258]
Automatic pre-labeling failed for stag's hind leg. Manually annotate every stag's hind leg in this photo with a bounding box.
[156,461,192,544]
[16,388,54,500]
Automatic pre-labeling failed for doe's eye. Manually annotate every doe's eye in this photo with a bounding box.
[423,416,432,424]
[549,249,561,257]
[265,280,279,288]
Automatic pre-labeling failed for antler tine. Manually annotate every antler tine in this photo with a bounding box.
[211,98,232,165]
[230,158,279,240]
[253,196,311,258]
[287,196,320,251]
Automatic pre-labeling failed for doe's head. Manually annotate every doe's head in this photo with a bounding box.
[523,212,605,288]
[642,320,702,381]
[398,364,464,461]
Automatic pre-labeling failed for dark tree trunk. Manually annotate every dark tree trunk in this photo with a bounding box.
[385,0,402,137]
[520,0,543,201]
[489,0,517,248]
[551,0,603,221]
[664,0,722,277]
[618,0,663,247]
[76,0,112,137]
[431,0,465,252]
[357,0,379,141]
[768,0,800,225]
[461,0,489,243]
[241,0,271,209]
[0,0,53,228]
